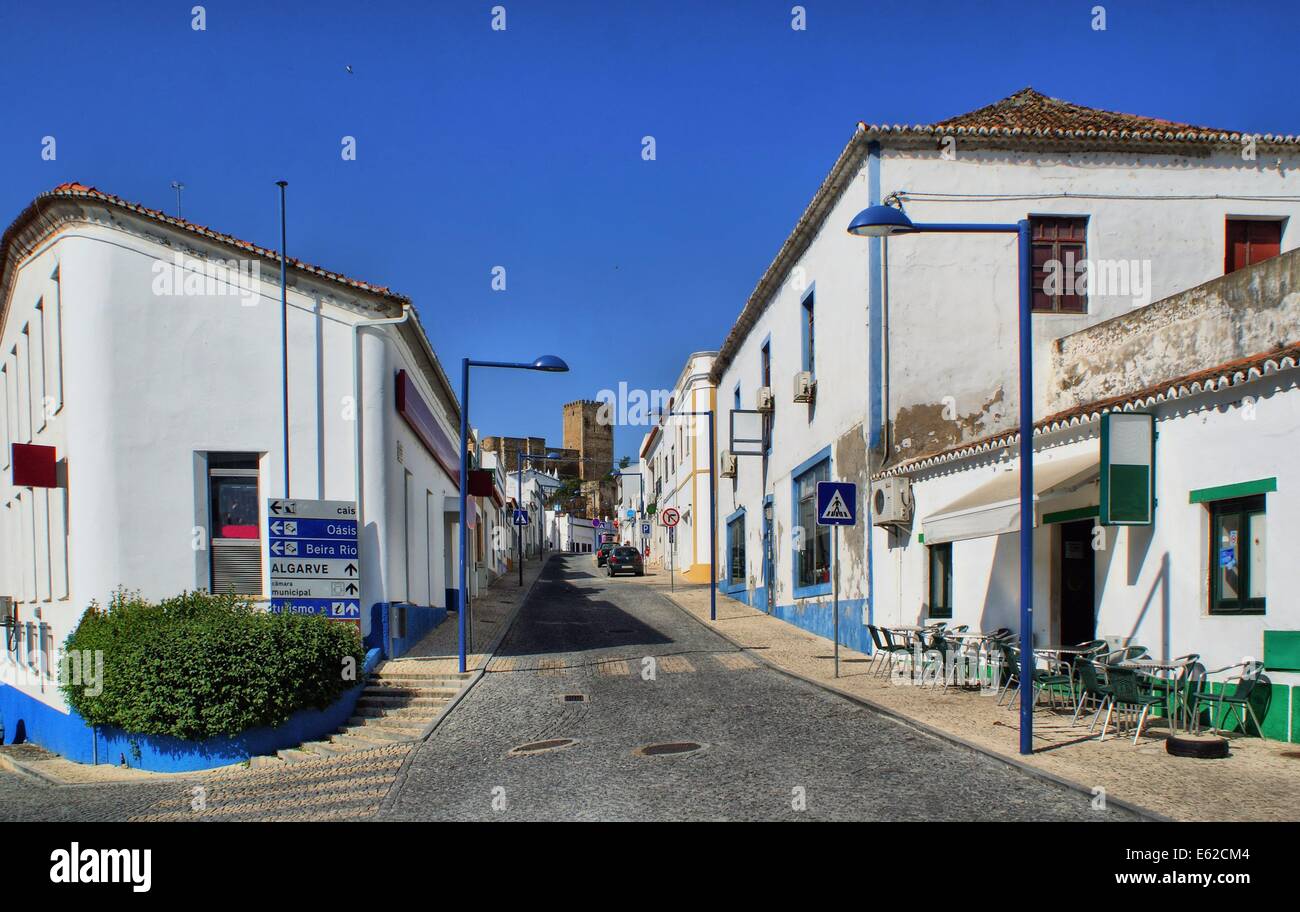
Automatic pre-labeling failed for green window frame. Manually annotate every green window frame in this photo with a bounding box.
[1208,495,1266,615]
[928,542,953,619]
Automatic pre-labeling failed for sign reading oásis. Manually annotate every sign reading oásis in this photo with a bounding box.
[1099,412,1155,525]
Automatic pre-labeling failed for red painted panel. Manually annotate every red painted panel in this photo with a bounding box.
[1226,219,1283,274]
[394,370,461,488]
[468,469,494,497]
[11,443,57,488]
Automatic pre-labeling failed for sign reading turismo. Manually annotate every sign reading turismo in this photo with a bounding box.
[267,499,361,620]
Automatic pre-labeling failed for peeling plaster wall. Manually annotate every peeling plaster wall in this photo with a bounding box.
[880,146,1300,466]
[1049,248,1300,412]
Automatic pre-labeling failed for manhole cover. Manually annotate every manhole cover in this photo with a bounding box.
[508,738,578,756]
[634,741,706,758]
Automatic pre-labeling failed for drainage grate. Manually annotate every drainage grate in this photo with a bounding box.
[634,741,706,758]
[562,693,586,703]
[508,738,578,756]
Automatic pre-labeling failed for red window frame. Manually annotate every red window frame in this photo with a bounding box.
[1225,219,1282,275]
[1030,216,1088,314]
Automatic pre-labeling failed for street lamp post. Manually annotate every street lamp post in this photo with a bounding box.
[662,410,717,622]
[847,204,1035,755]
[459,355,569,673]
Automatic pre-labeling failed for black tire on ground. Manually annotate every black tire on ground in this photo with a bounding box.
[1165,733,1231,759]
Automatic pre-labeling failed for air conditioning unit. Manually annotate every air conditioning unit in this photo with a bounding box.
[0,596,14,627]
[793,371,816,403]
[720,451,738,478]
[871,476,913,526]
[756,386,775,413]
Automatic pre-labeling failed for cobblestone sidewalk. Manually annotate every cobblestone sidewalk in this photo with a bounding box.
[638,575,1300,822]
[0,558,548,795]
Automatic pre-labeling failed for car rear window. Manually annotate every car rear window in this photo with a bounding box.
[614,548,638,557]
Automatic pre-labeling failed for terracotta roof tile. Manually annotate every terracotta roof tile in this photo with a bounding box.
[860,86,1298,147]
[26,182,410,305]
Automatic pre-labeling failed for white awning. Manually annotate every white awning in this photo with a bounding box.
[921,450,1098,545]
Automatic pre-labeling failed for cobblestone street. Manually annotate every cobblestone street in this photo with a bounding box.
[377,555,1137,821]
[0,555,1141,822]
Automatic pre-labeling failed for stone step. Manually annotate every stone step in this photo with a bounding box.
[358,694,448,708]
[369,669,473,683]
[247,755,286,770]
[349,713,429,731]
[276,748,316,764]
[353,704,440,720]
[337,724,413,743]
[298,740,347,759]
[363,685,460,699]
[345,716,425,735]
[329,733,392,752]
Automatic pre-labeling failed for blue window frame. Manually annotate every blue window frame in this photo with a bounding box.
[791,446,831,598]
[800,288,816,377]
[725,507,746,591]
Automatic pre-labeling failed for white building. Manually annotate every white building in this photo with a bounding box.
[615,455,649,553]
[642,352,716,582]
[711,88,1300,679]
[0,183,465,751]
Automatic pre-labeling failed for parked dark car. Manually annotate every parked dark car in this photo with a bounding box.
[596,542,615,566]
[606,546,644,577]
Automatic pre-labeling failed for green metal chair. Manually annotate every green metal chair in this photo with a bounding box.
[1071,657,1112,731]
[870,626,913,679]
[1100,665,1165,744]
[998,642,1074,711]
[1191,661,1267,737]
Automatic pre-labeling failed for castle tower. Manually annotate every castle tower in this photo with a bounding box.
[563,400,613,482]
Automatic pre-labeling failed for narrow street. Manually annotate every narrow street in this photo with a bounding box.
[378,555,1137,821]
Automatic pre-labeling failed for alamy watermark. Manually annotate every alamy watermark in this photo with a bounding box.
[151,252,262,307]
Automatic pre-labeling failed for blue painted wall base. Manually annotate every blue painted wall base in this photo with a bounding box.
[366,601,448,658]
[0,648,381,773]
[720,589,872,655]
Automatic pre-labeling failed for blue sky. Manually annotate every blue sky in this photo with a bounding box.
[1,0,1294,463]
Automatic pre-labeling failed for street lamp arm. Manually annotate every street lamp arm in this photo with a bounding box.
[909,222,1021,234]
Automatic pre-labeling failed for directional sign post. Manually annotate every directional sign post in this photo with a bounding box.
[267,499,360,624]
[661,508,680,591]
[816,481,858,678]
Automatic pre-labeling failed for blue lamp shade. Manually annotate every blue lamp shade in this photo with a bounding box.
[531,355,570,372]
[847,205,917,237]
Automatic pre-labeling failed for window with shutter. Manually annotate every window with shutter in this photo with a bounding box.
[207,453,262,595]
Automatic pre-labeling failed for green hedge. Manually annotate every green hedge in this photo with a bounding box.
[62,590,365,740]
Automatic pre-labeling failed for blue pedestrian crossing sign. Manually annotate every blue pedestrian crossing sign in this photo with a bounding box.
[816,481,857,526]
[513,509,530,526]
